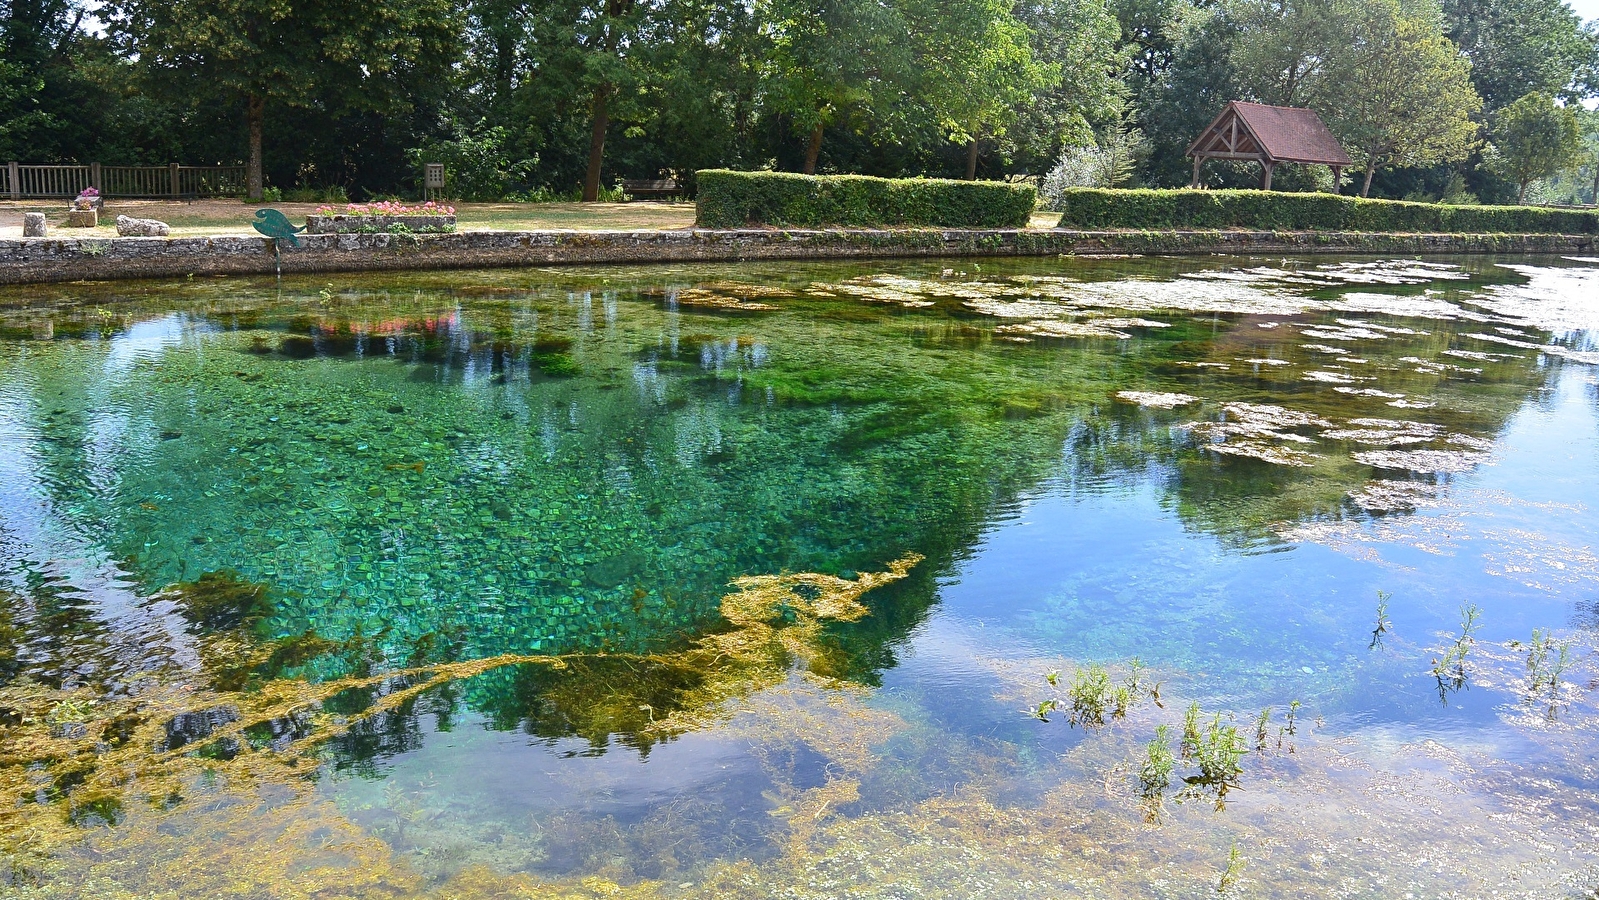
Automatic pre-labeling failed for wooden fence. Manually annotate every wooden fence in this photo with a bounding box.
[2,163,247,200]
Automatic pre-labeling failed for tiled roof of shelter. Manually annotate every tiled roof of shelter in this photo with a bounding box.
[1188,101,1353,166]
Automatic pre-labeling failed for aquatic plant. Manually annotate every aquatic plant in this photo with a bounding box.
[1192,715,1247,786]
[1369,590,1392,650]
[1138,724,1177,821]
[1031,660,1150,728]
[1276,699,1302,751]
[1181,701,1202,760]
[1523,628,1574,698]
[1253,707,1271,751]
[1431,603,1482,694]
[1218,842,1247,894]
[1068,666,1113,726]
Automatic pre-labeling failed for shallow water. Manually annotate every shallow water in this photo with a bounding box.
[2,254,1599,898]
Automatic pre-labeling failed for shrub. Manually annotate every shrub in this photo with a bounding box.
[695,170,1035,228]
[406,125,536,201]
[1053,187,1599,234]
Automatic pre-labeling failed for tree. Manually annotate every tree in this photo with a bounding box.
[908,0,1055,178]
[1582,109,1599,205]
[1441,0,1596,109]
[758,0,914,173]
[1324,0,1481,197]
[104,0,461,200]
[1131,1,1246,186]
[1009,0,1126,176]
[0,0,117,162]
[1229,0,1360,106]
[1489,91,1581,203]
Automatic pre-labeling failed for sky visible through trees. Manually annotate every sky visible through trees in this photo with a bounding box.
[0,0,1596,203]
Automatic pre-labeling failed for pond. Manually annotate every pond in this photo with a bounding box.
[1,253,1598,898]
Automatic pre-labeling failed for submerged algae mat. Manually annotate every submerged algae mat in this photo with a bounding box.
[3,254,1599,897]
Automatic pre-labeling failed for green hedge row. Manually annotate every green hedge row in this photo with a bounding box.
[695,169,1036,228]
[1053,188,1599,234]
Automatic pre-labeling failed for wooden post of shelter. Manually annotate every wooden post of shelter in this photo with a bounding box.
[1186,102,1352,193]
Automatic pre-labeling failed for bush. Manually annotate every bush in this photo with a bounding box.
[406,124,535,201]
[1053,188,1599,234]
[695,170,1036,228]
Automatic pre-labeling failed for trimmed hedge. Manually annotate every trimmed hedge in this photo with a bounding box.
[695,169,1036,228]
[1053,188,1599,235]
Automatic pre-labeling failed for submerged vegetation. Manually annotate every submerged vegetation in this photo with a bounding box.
[0,556,922,894]
[2,256,1599,897]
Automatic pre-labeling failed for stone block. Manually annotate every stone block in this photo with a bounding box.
[116,215,170,237]
[67,209,98,228]
[22,213,46,237]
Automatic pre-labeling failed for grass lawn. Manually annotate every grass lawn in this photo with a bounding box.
[0,198,1061,237]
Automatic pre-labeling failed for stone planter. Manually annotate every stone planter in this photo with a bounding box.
[305,215,456,234]
[66,209,98,228]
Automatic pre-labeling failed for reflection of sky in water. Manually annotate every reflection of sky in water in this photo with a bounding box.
[4,254,1599,897]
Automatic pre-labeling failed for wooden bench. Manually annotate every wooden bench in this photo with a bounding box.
[622,179,681,200]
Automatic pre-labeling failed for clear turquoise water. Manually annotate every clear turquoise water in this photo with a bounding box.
[3,254,1599,897]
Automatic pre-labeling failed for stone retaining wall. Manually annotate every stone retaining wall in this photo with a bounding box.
[1,228,1593,286]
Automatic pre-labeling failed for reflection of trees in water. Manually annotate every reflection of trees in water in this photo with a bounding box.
[0,282,1103,701]
[0,264,1570,750]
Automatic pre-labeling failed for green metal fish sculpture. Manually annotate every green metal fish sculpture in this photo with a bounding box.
[252,208,306,247]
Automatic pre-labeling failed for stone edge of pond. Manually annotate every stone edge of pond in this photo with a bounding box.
[0,228,1593,286]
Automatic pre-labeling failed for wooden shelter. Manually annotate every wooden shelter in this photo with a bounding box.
[1187,101,1353,191]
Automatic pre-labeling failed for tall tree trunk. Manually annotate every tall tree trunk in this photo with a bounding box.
[1360,160,1376,198]
[1517,180,1528,205]
[803,123,823,175]
[247,94,264,201]
[965,139,980,180]
[583,86,610,202]
[1591,166,1598,205]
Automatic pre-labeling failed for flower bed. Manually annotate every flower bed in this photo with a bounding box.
[306,201,457,234]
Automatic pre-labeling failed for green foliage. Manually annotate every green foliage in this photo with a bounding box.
[1324,0,1483,196]
[1139,723,1176,795]
[907,0,1057,175]
[1030,660,1149,728]
[1190,712,1247,786]
[1524,628,1573,697]
[695,170,1036,228]
[1053,187,1599,233]
[1219,842,1246,893]
[1137,722,1176,820]
[102,0,463,197]
[1430,603,1482,689]
[1442,0,1596,109]
[406,123,536,200]
[1180,700,1202,760]
[1489,92,1584,203]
